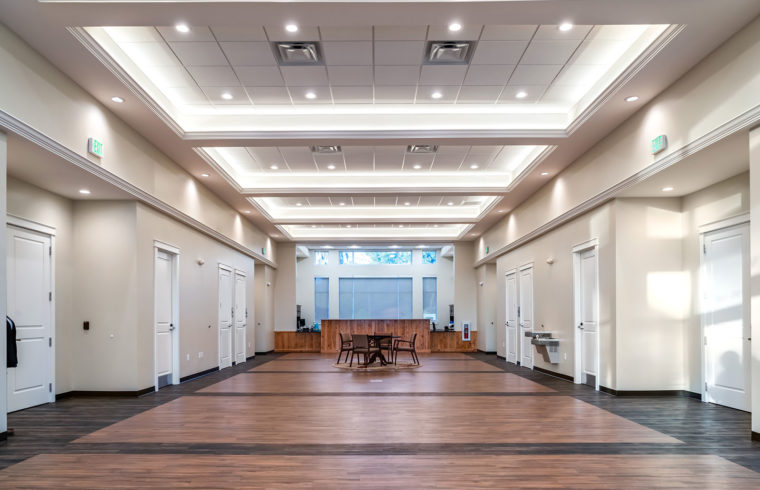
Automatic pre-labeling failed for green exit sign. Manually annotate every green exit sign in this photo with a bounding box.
[651,135,668,155]
[88,137,104,158]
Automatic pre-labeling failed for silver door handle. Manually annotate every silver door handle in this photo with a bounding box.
[169,325,176,331]
[578,326,584,330]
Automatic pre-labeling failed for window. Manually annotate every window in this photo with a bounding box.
[314,277,329,324]
[339,277,413,319]
[314,251,329,265]
[422,250,437,264]
[422,277,437,322]
[339,250,412,265]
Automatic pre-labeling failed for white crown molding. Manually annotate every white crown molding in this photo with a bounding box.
[0,109,277,268]
[505,145,558,192]
[184,128,567,141]
[474,101,760,267]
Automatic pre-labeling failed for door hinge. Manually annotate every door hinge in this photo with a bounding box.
[49,337,52,347]
[705,382,708,391]
[703,243,707,254]
[49,292,52,302]
[49,383,52,393]
[49,246,52,256]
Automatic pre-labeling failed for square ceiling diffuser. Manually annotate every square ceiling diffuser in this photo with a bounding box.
[407,145,438,154]
[425,41,475,65]
[274,42,322,65]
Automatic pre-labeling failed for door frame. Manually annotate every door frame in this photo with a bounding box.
[6,215,56,403]
[218,263,234,370]
[505,268,517,365]
[698,213,750,404]
[572,238,600,390]
[233,269,247,365]
[518,262,534,369]
[153,240,180,392]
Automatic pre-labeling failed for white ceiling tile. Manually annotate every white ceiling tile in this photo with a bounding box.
[210,26,268,41]
[457,85,503,103]
[306,196,332,206]
[373,86,417,103]
[319,26,373,41]
[164,86,209,105]
[331,86,373,104]
[322,41,373,65]
[534,25,593,41]
[462,64,514,85]
[170,42,228,66]
[313,153,345,170]
[508,64,562,86]
[497,85,546,103]
[374,41,426,65]
[471,41,528,65]
[280,66,329,86]
[374,26,428,40]
[289,86,332,103]
[342,147,374,171]
[374,66,420,85]
[427,25,483,41]
[120,42,179,67]
[264,25,320,41]
[157,26,215,42]
[234,66,284,86]
[374,196,398,206]
[480,25,537,41]
[541,84,585,106]
[403,153,435,170]
[147,65,196,87]
[418,65,468,85]
[217,147,258,172]
[245,86,292,105]
[187,66,240,86]
[521,39,582,65]
[589,25,649,41]
[202,86,251,105]
[246,147,285,168]
[374,147,405,170]
[416,86,458,103]
[220,42,277,65]
[352,196,375,206]
[419,195,443,206]
[106,27,164,43]
[553,64,608,86]
[279,147,317,170]
[327,66,373,86]
[570,39,630,65]
[433,147,468,169]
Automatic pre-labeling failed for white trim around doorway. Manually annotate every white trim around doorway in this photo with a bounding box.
[153,240,180,392]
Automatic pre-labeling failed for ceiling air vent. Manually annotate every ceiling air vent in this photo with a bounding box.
[311,145,342,154]
[425,41,475,65]
[407,145,438,154]
[274,42,322,65]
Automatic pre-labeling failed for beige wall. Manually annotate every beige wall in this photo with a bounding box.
[0,132,7,432]
[748,128,760,434]
[254,264,275,352]
[274,243,297,331]
[454,242,478,332]
[477,15,760,265]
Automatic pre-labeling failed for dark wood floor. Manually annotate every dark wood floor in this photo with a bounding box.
[0,352,758,488]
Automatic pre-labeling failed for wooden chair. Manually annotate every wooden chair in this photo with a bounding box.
[393,332,419,365]
[376,334,393,360]
[337,333,353,364]
[350,334,379,367]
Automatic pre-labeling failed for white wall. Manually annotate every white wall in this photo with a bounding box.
[254,263,275,352]
[454,242,478,331]
[295,248,454,328]
[749,128,760,435]
[0,131,7,433]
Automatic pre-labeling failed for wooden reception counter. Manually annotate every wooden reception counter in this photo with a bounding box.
[321,319,431,354]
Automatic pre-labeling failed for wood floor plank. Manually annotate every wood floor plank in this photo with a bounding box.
[250,359,503,372]
[75,395,678,445]
[277,352,476,361]
[2,454,755,489]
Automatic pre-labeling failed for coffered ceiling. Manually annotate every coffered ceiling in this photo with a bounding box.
[3,0,759,243]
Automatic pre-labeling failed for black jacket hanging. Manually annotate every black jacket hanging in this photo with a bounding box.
[7,316,18,368]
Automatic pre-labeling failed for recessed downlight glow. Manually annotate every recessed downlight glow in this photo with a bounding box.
[346,224,352,228]
[541,172,549,176]
[175,23,190,33]
[516,91,528,99]
[447,201,454,206]
[270,164,279,170]
[327,164,336,170]
[625,95,640,102]
[305,91,317,99]
[339,202,346,206]
[404,202,411,206]
[243,210,251,214]
[221,92,233,100]
[78,189,91,195]
[498,210,505,213]
[662,186,675,192]
[296,202,303,207]
[558,22,573,32]
[285,24,299,33]
[470,164,479,169]
[448,23,462,32]
[399,224,404,228]
[431,91,443,99]
[200,173,210,177]
[413,164,422,169]
[111,96,124,103]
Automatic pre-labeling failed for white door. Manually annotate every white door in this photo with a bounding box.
[6,225,53,412]
[578,248,599,388]
[703,224,750,411]
[519,266,534,369]
[155,250,175,389]
[505,271,518,364]
[233,270,247,365]
[218,265,233,369]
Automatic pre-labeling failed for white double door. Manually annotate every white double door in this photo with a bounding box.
[6,225,53,412]
[505,265,534,368]
[702,224,750,411]
[219,265,247,369]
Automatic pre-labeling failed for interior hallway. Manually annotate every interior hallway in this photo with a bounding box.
[0,353,758,488]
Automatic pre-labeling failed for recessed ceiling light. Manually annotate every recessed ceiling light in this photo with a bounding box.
[448,23,462,32]
[404,202,411,206]
[312,225,317,228]
[447,201,454,206]
[346,224,351,228]
[558,22,573,32]
[200,173,210,178]
[471,233,479,236]
[285,23,299,33]
[296,202,303,207]
[662,186,675,192]
[305,91,317,99]
[399,224,404,228]
[111,96,124,103]
[243,210,251,214]
[175,23,190,33]
[516,91,528,99]
[541,172,549,176]
[221,92,233,100]
[431,91,443,99]
[327,164,336,170]
[413,164,422,170]
[470,164,479,169]
[498,210,505,213]
[78,189,91,195]
[270,164,279,170]
[433,224,439,228]
[390,245,399,249]
[339,202,346,206]
[625,95,640,102]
